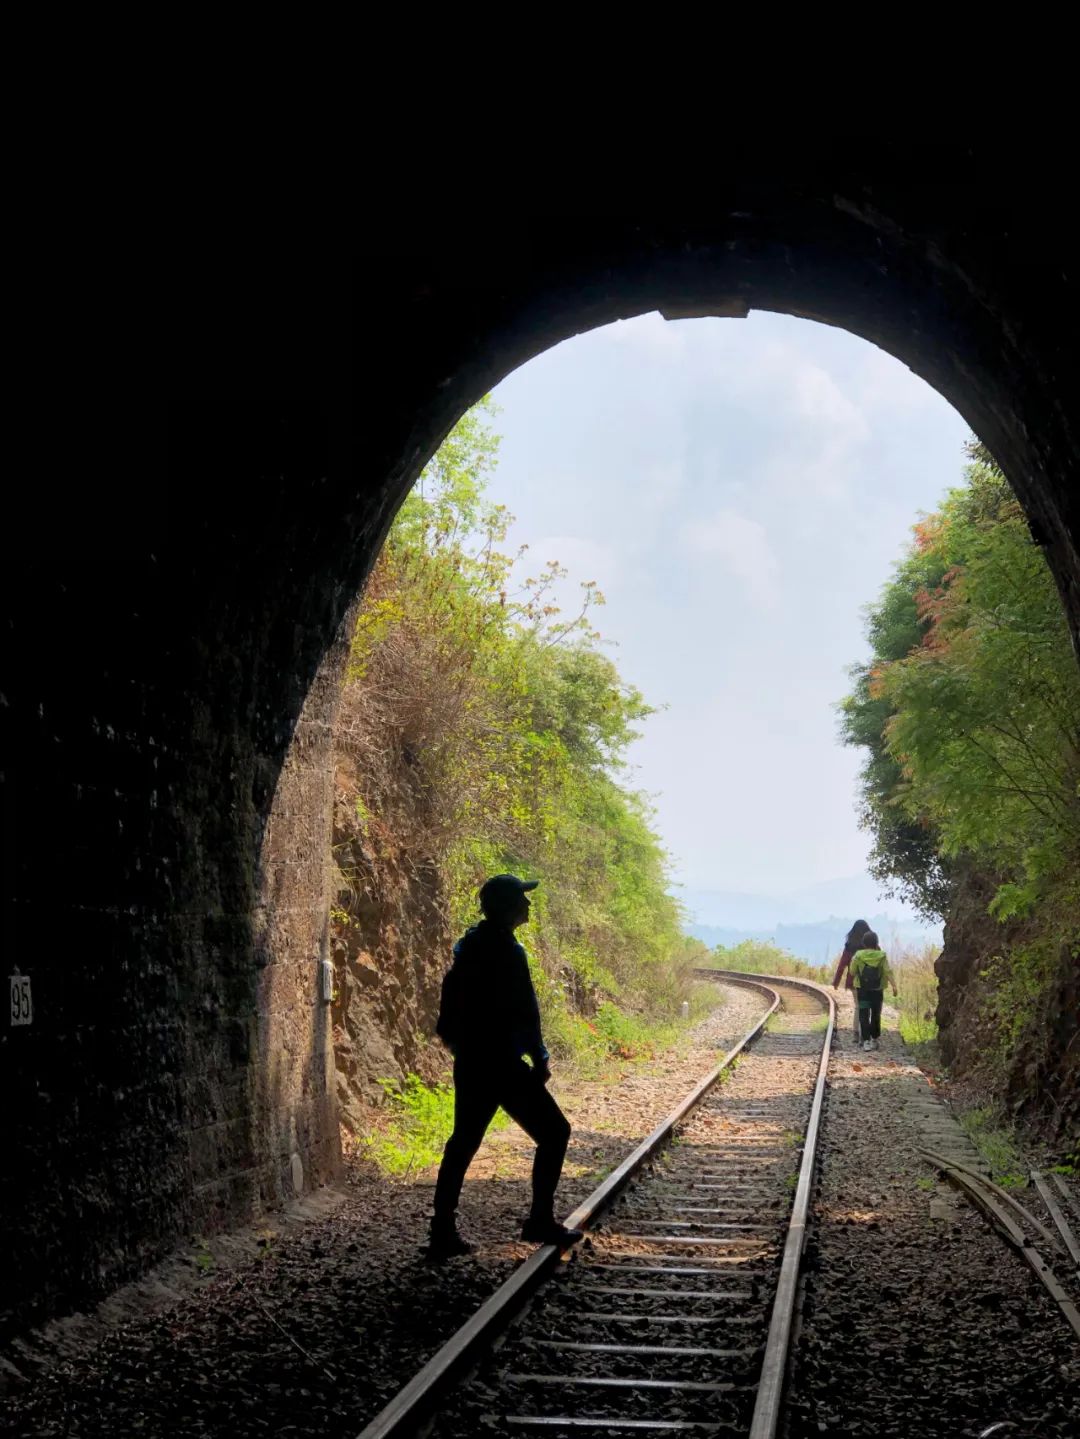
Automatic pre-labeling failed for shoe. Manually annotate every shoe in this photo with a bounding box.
[521,1216,584,1248]
[862,1040,872,1052]
[871,1039,880,1051]
[426,1224,474,1260]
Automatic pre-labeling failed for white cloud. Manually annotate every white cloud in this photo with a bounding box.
[638,462,686,518]
[793,359,869,436]
[683,509,780,611]
[854,343,940,414]
[604,311,688,360]
[780,356,871,502]
[600,320,877,506]
[488,309,971,892]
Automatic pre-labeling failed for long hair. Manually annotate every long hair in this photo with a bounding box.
[845,919,871,949]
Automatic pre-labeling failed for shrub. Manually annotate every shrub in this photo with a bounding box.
[361,1074,509,1175]
[707,939,829,983]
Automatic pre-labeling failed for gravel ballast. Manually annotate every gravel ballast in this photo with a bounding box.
[8,982,1074,1438]
[786,989,1079,1438]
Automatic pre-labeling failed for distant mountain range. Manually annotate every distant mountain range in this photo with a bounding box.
[676,876,942,966]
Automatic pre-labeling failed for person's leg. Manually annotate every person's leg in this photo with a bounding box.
[870,991,883,1041]
[432,1062,500,1229]
[499,1063,572,1224]
[862,995,880,1041]
[852,986,861,1041]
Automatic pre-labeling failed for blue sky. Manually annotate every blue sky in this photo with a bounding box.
[484,311,970,906]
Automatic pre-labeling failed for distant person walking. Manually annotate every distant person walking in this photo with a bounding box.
[833,919,872,1042]
[428,874,582,1260]
[849,930,898,1052]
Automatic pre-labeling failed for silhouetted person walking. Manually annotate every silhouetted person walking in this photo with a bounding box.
[428,874,582,1260]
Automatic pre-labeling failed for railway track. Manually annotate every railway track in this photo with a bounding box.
[359,973,835,1439]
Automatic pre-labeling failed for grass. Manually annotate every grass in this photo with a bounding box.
[591,1001,674,1060]
[191,1236,216,1273]
[894,945,939,1047]
[594,983,723,1060]
[538,981,722,1077]
[360,1073,511,1176]
[958,1105,1028,1189]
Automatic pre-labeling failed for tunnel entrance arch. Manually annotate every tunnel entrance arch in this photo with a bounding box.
[7,169,1079,1334]
[256,187,1079,1273]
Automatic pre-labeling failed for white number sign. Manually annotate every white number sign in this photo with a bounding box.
[9,974,32,1026]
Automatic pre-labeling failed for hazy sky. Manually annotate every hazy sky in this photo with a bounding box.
[483,312,971,898]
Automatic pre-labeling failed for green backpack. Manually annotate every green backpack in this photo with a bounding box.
[855,949,885,991]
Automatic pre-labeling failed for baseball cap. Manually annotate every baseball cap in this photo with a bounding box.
[479,873,539,912]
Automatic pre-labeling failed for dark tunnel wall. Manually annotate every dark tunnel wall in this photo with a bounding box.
[3,153,1078,1333]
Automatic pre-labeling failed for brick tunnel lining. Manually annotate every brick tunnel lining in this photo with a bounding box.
[3,167,1079,1335]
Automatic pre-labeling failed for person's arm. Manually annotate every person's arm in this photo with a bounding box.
[886,955,898,996]
[511,943,551,1079]
[832,948,852,989]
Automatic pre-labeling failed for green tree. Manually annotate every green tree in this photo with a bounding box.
[840,443,1080,920]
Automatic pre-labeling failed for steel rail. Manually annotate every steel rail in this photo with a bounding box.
[1032,1169,1080,1270]
[924,1152,1080,1341]
[357,976,782,1439]
[917,1146,1063,1255]
[707,972,837,1439]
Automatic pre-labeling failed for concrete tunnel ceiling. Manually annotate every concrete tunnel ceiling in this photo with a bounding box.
[4,155,1079,1335]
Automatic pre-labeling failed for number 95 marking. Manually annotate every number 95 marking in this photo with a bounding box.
[9,974,32,1026]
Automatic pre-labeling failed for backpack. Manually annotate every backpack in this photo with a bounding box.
[436,963,465,1049]
[856,950,885,991]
